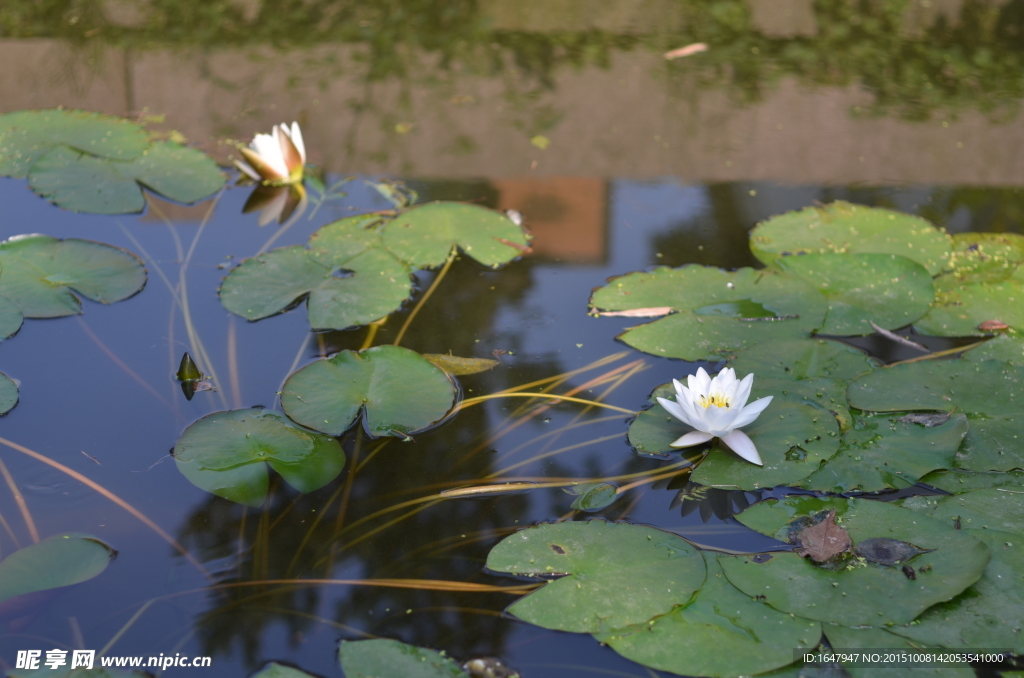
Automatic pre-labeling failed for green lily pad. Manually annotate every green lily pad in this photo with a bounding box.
[0,235,147,318]
[799,413,968,493]
[915,280,1024,336]
[725,496,990,626]
[0,295,23,341]
[728,338,880,382]
[173,408,346,506]
[380,202,530,269]
[920,469,1024,493]
[822,624,975,678]
[749,201,952,275]
[590,266,828,361]
[485,521,706,633]
[281,345,455,437]
[926,488,1024,537]
[946,232,1024,284]
[338,639,468,678]
[888,529,1024,654]
[758,376,853,431]
[8,669,151,678]
[28,141,224,214]
[0,108,150,177]
[962,333,1024,365]
[0,372,17,415]
[566,483,618,512]
[599,551,820,678]
[775,253,935,335]
[0,533,115,605]
[251,663,318,678]
[847,359,1024,471]
[220,220,412,331]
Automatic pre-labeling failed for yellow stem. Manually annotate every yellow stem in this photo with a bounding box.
[393,246,457,347]
[456,392,635,414]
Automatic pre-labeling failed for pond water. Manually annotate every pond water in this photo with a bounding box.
[1,2,1024,677]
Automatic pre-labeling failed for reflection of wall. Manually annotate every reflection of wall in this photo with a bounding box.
[494,177,607,264]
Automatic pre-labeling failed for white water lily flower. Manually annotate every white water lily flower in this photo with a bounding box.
[235,121,306,184]
[656,367,773,466]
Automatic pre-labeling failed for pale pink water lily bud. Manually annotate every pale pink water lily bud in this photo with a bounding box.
[235,121,306,184]
[656,367,773,466]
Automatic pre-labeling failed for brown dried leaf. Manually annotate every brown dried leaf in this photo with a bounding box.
[595,306,674,318]
[979,319,1009,331]
[422,354,500,376]
[793,509,852,563]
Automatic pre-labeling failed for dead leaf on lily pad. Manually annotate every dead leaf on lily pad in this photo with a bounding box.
[853,537,934,567]
[793,509,852,563]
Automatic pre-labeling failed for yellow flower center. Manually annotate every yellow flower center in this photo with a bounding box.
[698,393,731,409]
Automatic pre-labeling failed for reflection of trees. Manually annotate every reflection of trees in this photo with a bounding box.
[920,187,1024,233]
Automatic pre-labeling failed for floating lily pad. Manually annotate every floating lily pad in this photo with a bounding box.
[173,408,345,506]
[927,488,1024,537]
[822,624,975,678]
[8,668,151,678]
[888,529,1024,654]
[0,533,115,605]
[220,218,412,330]
[590,266,828,361]
[725,496,990,626]
[847,359,1024,471]
[920,469,1024,493]
[0,372,17,415]
[749,202,951,275]
[380,202,530,269]
[338,639,468,678]
[758,376,852,431]
[946,232,1024,284]
[28,141,224,214]
[962,333,1024,365]
[775,253,934,335]
[281,345,455,437]
[915,280,1024,336]
[0,235,147,318]
[251,663,318,678]
[799,413,968,493]
[486,521,705,633]
[627,387,695,458]
[599,551,820,678]
[0,295,23,341]
[0,108,150,177]
[566,483,618,512]
[728,339,879,382]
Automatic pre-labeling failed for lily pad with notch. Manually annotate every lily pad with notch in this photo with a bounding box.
[590,265,828,361]
[0,372,18,415]
[724,496,990,626]
[380,202,531,269]
[0,296,23,341]
[728,338,880,382]
[281,345,455,437]
[338,638,469,678]
[485,520,705,633]
[0,533,116,605]
[599,551,821,678]
[774,252,935,335]
[749,201,952,275]
[173,408,346,506]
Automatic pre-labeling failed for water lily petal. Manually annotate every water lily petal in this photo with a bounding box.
[239,146,287,182]
[277,123,304,177]
[714,367,737,397]
[699,400,742,435]
[670,430,714,448]
[657,396,695,428]
[234,159,262,181]
[249,134,289,180]
[730,395,774,429]
[720,429,763,465]
[287,122,306,163]
[688,367,712,398]
[671,381,701,424]
[732,372,754,411]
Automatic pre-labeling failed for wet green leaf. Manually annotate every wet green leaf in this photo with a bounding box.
[590,266,828,361]
[847,359,1024,471]
[281,345,455,437]
[946,232,1024,284]
[889,529,1024,654]
[775,253,935,335]
[0,295,24,341]
[220,219,412,331]
[600,551,820,678]
[0,533,115,604]
[486,521,705,633]
[962,333,1024,365]
[926,488,1024,537]
[0,372,18,415]
[726,496,990,626]
[0,235,147,318]
[799,413,968,493]
[758,375,852,431]
[728,338,880,382]
[915,280,1024,336]
[380,202,530,269]
[822,624,975,678]
[422,354,500,375]
[173,408,345,506]
[251,662,318,678]
[567,483,618,512]
[176,352,202,381]
[920,469,1024,493]
[749,201,952,275]
[0,108,150,177]
[339,639,468,678]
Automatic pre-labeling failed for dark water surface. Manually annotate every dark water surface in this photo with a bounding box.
[1,2,1024,676]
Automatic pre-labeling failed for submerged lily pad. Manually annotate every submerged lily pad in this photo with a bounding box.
[915,280,1024,336]
[220,217,412,330]
[380,202,530,269]
[600,551,820,678]
[0,235,147,318]
[0,533,115,605]
[338,639,468,678]
[725,496,990,626]
[281,345,455,437]
[775,253,934,335]
[728,339,879,382]
[486,521,705,633]
[566,483,618,512]
[822,624,975,678]
[847,359,1024,471]
[799,413,968,493]
[590,266,828,361]
[173,408,345,506]
[927,488,1024,537]
[749,202,952,275]
[0,372,18,415]
[0,108,150,177]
